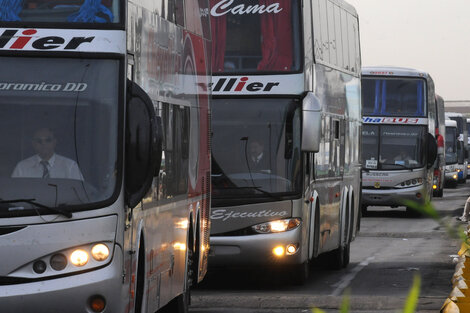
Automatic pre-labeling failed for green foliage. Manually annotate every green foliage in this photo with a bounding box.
[402,274,421,313]
[340,289,350,313]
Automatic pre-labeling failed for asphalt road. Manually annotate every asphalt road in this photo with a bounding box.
[190,183,470,313]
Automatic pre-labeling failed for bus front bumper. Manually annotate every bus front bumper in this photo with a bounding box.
[209,226,304,267]
[0,246,125,313]
[362,185,426,207]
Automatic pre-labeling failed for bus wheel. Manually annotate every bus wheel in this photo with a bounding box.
[437,188,444,197]
[327,241,350,270]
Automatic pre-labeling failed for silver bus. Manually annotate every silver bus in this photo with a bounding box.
[432,95,446,197]
[209,0,362,284]
[444,119,459,187]
[445,112,468,182]
[0,1,212,312]
[361,67,438,215]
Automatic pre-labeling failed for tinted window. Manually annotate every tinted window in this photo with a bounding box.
[210,0,301,74]
[362,77,427,117]
[0,57,120,217]
[1,0,120,23]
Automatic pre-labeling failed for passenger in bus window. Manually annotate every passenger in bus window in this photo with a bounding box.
[248,140,270,173]
[11,127,84,180]
[393,147,416,165]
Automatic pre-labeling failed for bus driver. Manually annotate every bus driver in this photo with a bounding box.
[12,127,84,180]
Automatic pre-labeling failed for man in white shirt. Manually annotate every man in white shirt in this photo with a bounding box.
[12,127,84,180]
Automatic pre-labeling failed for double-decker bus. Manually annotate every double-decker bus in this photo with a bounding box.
[209,0,362,283]
[432,95,445,197]
[361,67,438,215]
[444,119,459,187]
[445,112,468,183]
[0,1,211,313]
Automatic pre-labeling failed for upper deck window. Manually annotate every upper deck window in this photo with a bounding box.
[0,0,120,24]
[362,77,427,117]
[210,0,301,74]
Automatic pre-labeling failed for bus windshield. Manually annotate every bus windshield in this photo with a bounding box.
[0,0,120,24]
[0,57,120,217]
[362,125,426,170]
[362,77,427,117]
[445,127,458,165]
[210,0,301,74]
[211,98,302,203]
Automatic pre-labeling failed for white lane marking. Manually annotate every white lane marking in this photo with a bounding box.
[331,256,376,296]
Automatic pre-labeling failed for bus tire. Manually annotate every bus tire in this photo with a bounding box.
[437,188,444,197]
[134,238,147,313]
[290,261,309,285]
[327,241,350,270]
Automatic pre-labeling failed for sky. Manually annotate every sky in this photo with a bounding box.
[346,0,470,101]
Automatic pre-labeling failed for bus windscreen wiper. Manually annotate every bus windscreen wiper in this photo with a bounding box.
[0,198,72,218]
[382,163,411,169]
[217,186,283,200]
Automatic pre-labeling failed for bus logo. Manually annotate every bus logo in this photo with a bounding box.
[0,29,95,50]
[211,77,280,93]
[211,0,283,16]
[374,182,381,189]
[363,117,425,125]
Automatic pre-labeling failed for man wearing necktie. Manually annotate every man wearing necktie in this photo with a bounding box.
[11,127,84,180]
[248,140,269,172]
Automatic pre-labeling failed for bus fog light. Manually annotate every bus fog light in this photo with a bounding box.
[70,249,89,266]
[50,253,67,271]
[416,192,422,199]
[432,184,437,190]
[453,174,458,180]
[89,295,106,313]
[273,246,285,257]
[286,244,298,255]
[91,244,110,261]
[33,260,47,274]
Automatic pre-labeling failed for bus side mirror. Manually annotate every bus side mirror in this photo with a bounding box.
[301,93,322,153]
[426,133,437,169]
[125,80,163,208]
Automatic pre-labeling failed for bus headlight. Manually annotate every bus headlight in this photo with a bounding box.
[395,178,423,189]
[91,244,110,261]
[252,218,301,234]
[70,249,89,266]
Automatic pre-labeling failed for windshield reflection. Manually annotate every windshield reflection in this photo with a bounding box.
[362,125,425,170]
[211,98,302,203]
[0,57,120,217]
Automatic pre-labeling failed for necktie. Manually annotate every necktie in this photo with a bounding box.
[40,160,50,178]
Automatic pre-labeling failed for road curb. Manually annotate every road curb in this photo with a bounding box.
[441,227,470,313]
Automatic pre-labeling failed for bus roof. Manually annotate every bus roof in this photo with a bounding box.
[331,0,358,16]
[362,66,432,79]
[445,112,464,118]
[446,119,457,127]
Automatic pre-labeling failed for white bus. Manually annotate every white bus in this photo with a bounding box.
[444,119,459,187]
[209,0,362,283]
[445,112,468,183]
[0,1,211,313]
[361,67,438,215]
